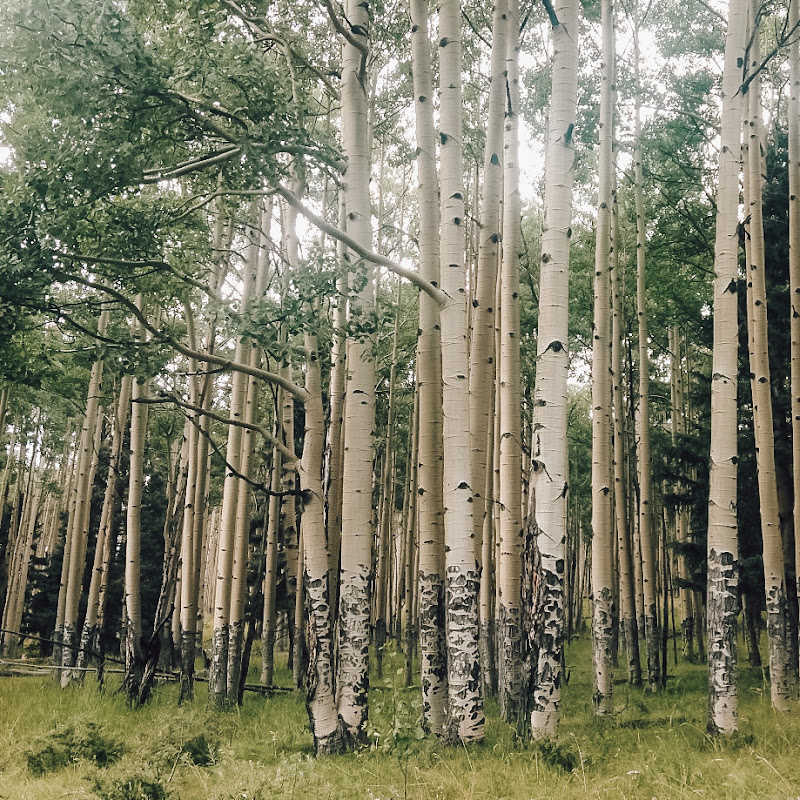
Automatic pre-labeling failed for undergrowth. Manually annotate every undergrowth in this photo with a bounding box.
[1,633,799,799]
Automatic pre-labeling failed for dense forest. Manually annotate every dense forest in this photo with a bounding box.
[1,0,800,795]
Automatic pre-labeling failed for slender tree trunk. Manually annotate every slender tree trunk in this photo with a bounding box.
[706,0,746,735]
[438,0,484,744]
[301,330,344,753]
[469,0,507,585]
[529,0,579,739]
[632,26,660,691]
[590,0,615,715]
[409,0,448,735]
[124,297,149,702]
[335,0,376,746]
[498,0,523,726]
[261,432,282,688]
[78,376,131,673]
[744,9,792,709]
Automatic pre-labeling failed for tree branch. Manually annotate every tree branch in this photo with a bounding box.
[274,185,448,306]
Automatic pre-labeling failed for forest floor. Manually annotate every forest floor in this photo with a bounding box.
[1,635,799,799]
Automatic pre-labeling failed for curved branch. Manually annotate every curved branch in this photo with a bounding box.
[275,184,448,306]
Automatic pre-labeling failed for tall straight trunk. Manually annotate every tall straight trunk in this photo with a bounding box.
[590,0,615,715]
[530,0,578,739]
[228,214,266,704]
[403,392,419,687]
[469,0,507,563]
[612,181,641,686]
[324,194,347,609]
[706,0,746,735]
[78,376,131,672]
[409,0,447,734]
[789,0,800,681]
[375,292,400,677]
[438,0,484,744]
[260,434,282,687]
[632,26,659,691]
[480,360,497,695]
[671,327,695,659]
[210,261,255,708]
[744,10,792,710]
[124,297,150,701]
[300,331,344,753]
[335,0,376,745]
[62,311,109,679]
[498,0,523,726]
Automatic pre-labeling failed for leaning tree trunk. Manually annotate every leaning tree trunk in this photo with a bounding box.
[632,25,660,692]
[498,0,523,727]
[590,0,615,716]
[744,9,792,711]
[706,0,746,735]
[438,0,484,744]
[530,0,578,739]
[409,0,447,735]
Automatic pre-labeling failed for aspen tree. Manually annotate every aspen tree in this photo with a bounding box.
[260,434,282,687]
[438,0,484,743]
[300,329,344,754]
[124,296,150,702]
[335,0,376,744]
[228,207,267,703]
[706,0,746,735]
[632,20,660,691]
[611,174,641,685]
[210,252,255,708]
[61,310,109,680]
[469,0,507,570]
[744,5,792,710]
[498,0,523,724]
[77,376,131,672]
[409,0,448,734]
[590,0,615,714]
[375,289,400,677]
[670,328,694,659]
[530,0,578,739]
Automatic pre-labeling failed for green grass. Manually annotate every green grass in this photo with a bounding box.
[1,636,799,799]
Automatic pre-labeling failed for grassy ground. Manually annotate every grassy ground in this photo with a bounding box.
[1,636,799,799]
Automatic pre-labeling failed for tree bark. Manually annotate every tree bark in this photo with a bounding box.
[529,0,579,740]
[706,0,746,735]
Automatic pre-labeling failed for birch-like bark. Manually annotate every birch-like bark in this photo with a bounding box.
[124,297,150,701]
[260,434,281,687]
[744,10,792,710]
[611,174,641,685]
[210,271,254,707]
[301,331,344,753]
[409,0,447,734]
[439,0,484,743]
[530,0,578,739]
[498,0,523,725]
[78,376,131,672]
[631,25,660,691]
[706,0,746,735]
[336,0,376,745]
[62,310,109,680]
[469,0,507,559]
[590,0,615,714]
